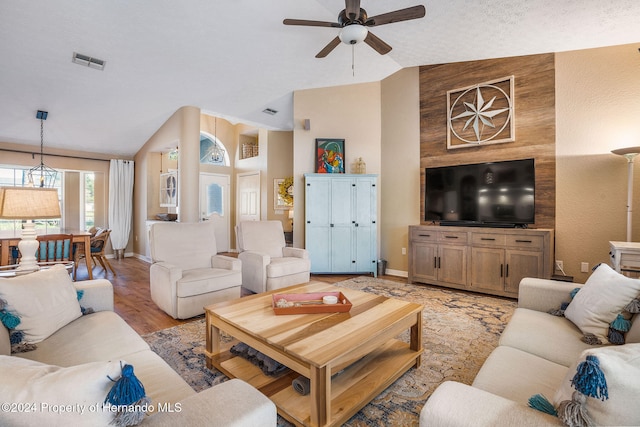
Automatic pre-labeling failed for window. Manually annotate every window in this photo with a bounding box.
[199,132,229,166]
[205,183,224,216]
[81,172,95,230]
[0,166,62,232]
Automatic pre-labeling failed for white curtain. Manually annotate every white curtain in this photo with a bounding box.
[108,159,134,251]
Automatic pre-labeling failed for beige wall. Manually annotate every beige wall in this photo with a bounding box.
[133,107,297,256]
[292,81,382,249]
[291,43,640,283]
[133,106,187,256]
[266,131,294,232]
[555,43,640,282]
[380,67,421,275]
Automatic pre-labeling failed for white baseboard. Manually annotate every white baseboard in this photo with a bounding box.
[385,268,408,278]
[132,253,151,263]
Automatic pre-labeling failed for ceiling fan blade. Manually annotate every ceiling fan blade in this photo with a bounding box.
[316,37,341,58]
[283,18,341,28]
[364,32,392,55]
[365,5,426,26]
[345,0,361,21]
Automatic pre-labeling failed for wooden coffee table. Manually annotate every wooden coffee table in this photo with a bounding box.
[205,281,423,427]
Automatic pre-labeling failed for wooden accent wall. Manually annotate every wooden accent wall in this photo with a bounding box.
[419,53,556,229]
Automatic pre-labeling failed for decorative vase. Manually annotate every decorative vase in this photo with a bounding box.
[355,157,366,174]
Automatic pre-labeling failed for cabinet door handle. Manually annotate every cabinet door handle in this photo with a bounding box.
[438,257,441,269]
[505,264,509,277]
[481,237,496,241]
[500,264,504,277]
[434,257,437,268]
[419,234,431,237]
[444,235,458,239]
[515,239,532,243]
[330,224,334,227]
[355,223,359,227]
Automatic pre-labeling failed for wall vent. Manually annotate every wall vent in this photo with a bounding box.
[72,52,106,70]
[262,108,278,115]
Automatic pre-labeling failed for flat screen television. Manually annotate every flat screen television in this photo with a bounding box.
[425,158,535,228]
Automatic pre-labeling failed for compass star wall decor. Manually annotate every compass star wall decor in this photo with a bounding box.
[446,76,515,149]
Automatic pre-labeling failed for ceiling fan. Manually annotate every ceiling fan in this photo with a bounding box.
[283,0,426,58]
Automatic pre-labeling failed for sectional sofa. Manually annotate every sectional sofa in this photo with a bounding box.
[421,264,640,426]
[0,265,276,426]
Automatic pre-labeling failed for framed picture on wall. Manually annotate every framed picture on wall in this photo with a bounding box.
[315,138,345,173]
[274,177,294,209]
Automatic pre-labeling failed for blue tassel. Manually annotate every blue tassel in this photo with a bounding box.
[528,394,558,416]
[0,310,20,330]
[9,330,24,345]
[570,288,580,299]
[77,290,84,301]
[571,355,608,400]
[608,328,625,345]
[105,363,147,406]
[610,313,631,332]
[105,363,150,427]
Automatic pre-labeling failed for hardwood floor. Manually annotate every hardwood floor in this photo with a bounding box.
[74,256,404,336]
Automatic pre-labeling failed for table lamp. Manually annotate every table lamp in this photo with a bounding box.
[0,187,61,272]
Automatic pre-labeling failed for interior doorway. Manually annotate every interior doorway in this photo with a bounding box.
[237,171,260,225]
[199,173,230,252]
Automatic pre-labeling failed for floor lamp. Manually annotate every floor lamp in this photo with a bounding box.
[0,187,61,273]
[612,147,640,242]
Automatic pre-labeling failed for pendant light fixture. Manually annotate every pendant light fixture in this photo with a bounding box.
[209,117,224,163]
[28,110,59,188]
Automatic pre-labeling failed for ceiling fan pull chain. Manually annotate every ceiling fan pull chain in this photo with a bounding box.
[352,44,355,77]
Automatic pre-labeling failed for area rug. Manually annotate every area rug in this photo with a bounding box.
[142,277,516,426]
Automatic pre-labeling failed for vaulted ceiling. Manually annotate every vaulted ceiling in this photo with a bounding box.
[1,0,639,157]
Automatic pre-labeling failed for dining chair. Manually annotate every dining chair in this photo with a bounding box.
[89,229,116,277]
[73,228,116,279]
[35,234,74,273]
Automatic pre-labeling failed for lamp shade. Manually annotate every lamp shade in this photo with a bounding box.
[339,24,368,45]
[0,187,61,220]
[612,146,640,157]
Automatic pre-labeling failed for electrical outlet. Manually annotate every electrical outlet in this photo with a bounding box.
[402,247,406,255]
[555,260,563,270]
[581,262,589,273]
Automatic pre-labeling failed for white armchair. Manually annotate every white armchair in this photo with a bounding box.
[149,221,242,319]
[236,220,310,294]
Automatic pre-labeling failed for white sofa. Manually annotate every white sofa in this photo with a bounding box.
[149,221,242,319]
[421,270,640,427]
[0,269,276,426]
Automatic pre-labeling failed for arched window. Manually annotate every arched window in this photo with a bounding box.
[200,132,229,166]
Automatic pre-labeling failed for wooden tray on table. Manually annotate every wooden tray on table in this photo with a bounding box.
[272,291,352,315]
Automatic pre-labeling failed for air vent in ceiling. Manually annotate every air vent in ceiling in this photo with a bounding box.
[262,108,278,115]
[72,52,106,70]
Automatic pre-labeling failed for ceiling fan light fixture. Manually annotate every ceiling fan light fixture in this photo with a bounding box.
[339,24,368,45]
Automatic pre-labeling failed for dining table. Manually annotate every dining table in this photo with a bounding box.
[0,229,93,279]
